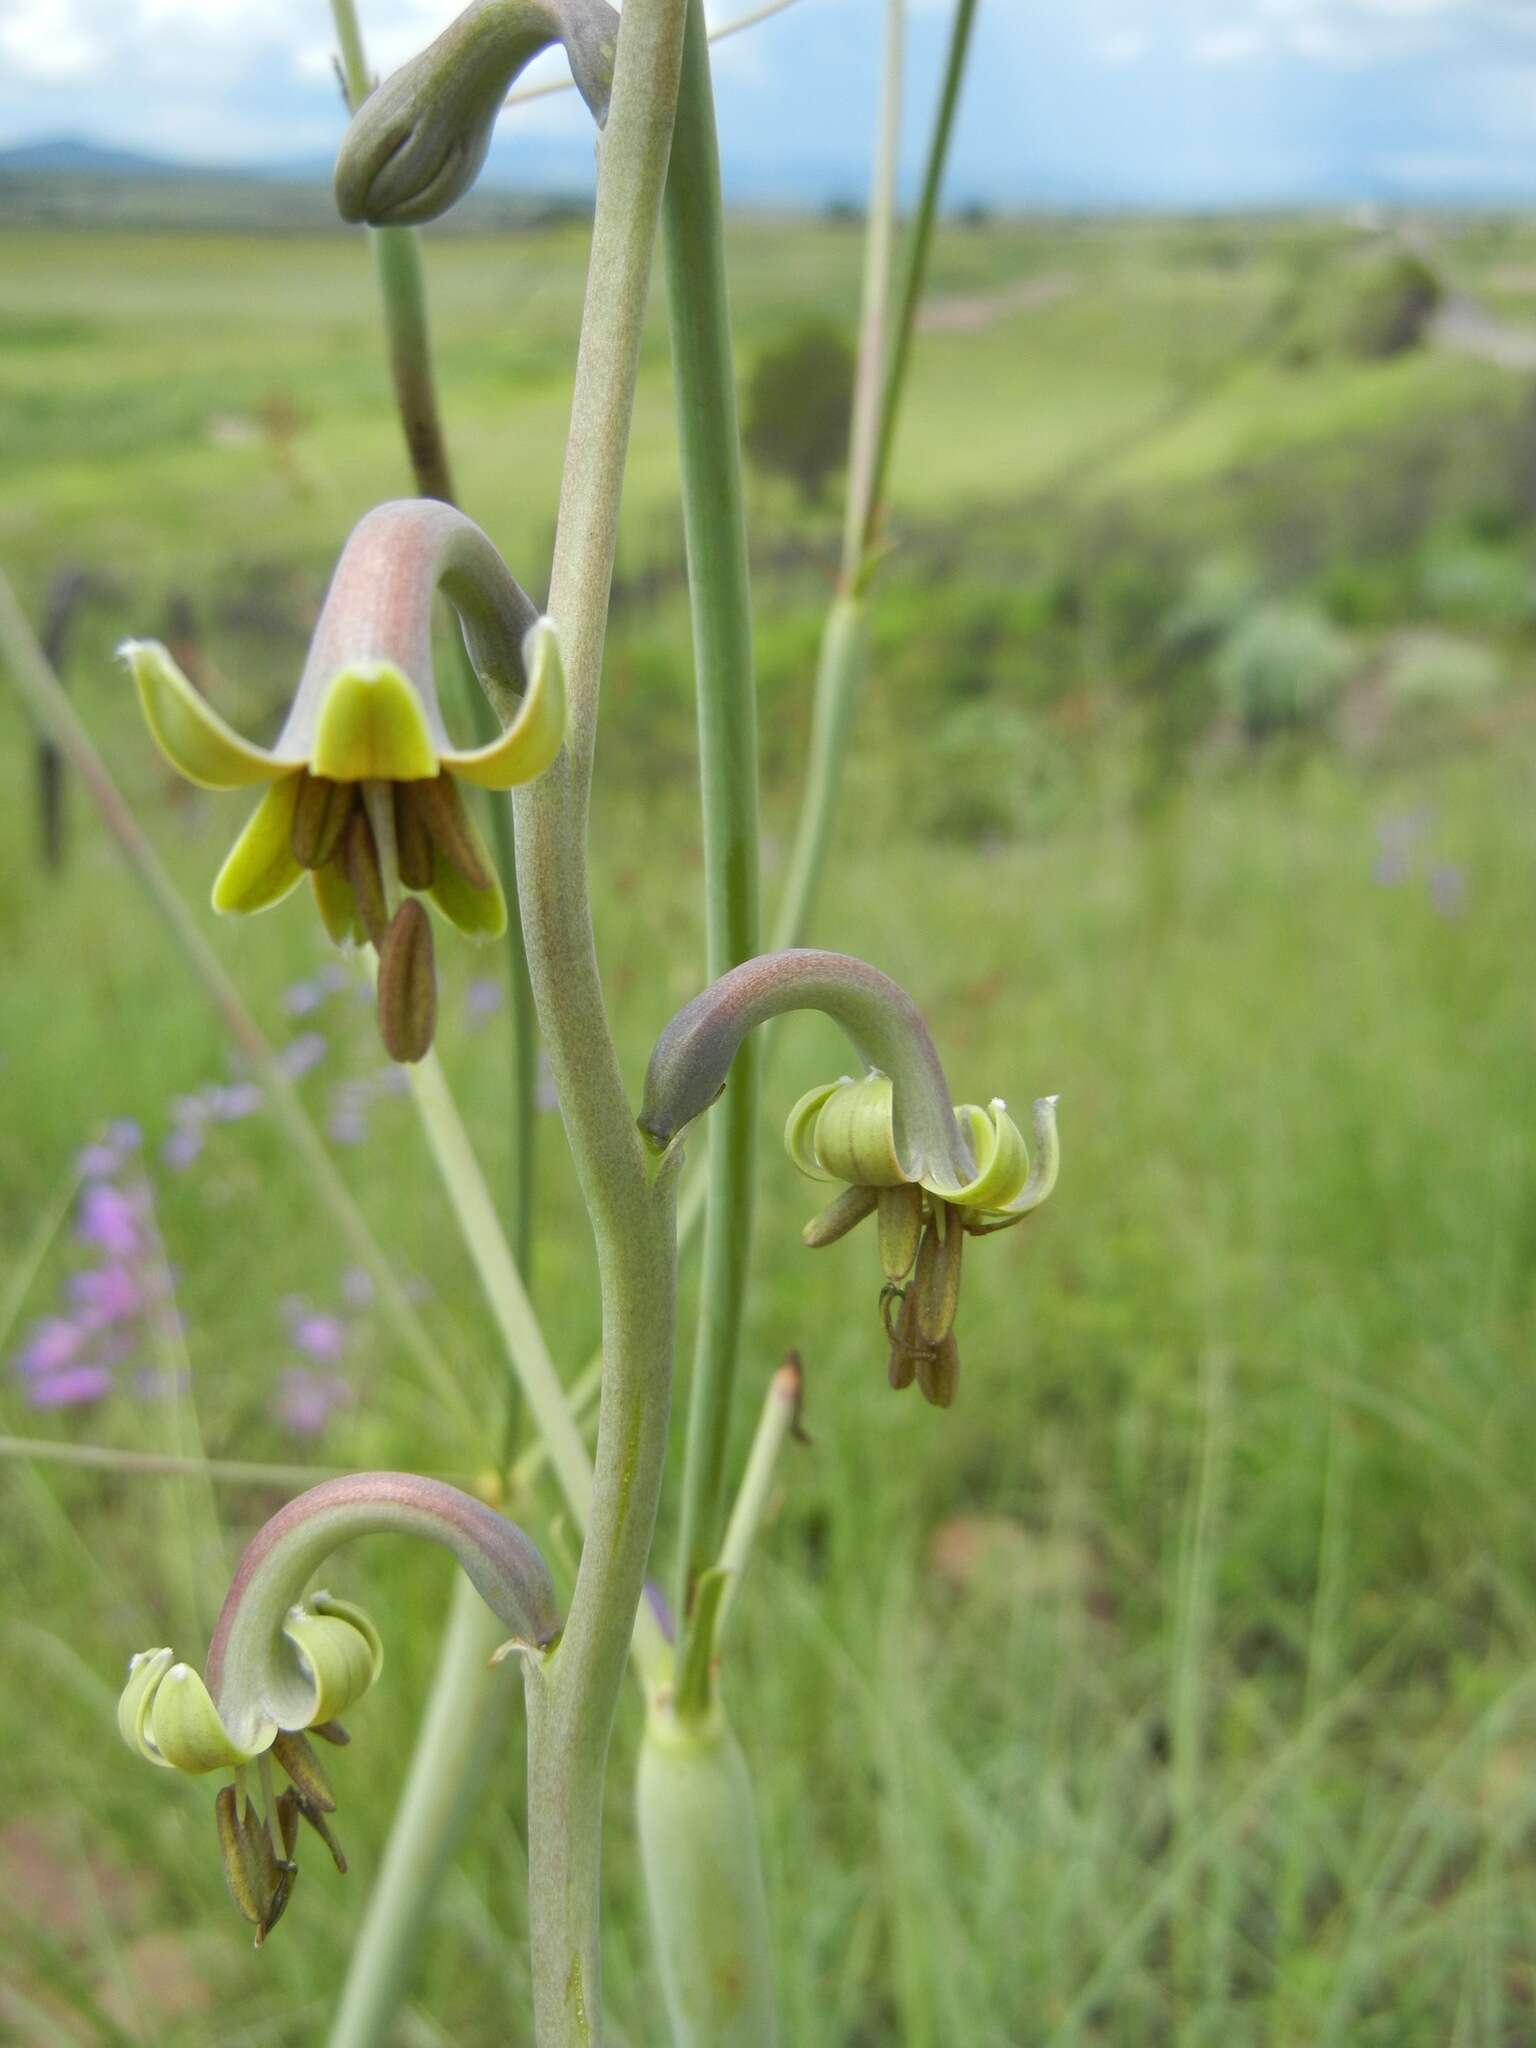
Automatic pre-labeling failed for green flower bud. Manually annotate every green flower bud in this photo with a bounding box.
[334,0,619,229]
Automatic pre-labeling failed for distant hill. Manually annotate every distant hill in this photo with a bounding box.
[0,135,600,233]
[0,138,199,178]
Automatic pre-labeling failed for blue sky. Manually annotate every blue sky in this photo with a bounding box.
[1,0,1535,207]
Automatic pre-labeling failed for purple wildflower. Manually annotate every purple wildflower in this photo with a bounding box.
[327,1103,370,1146]
[643,1581,677,1643]
[76,1184,145,1258]
[464,976,504,1029]
[76,1142,124,1181]
[28,1363,114,1408]
[288,1311,349,1365]
[162,1126,205,1172]
[207,1082,265,1123]
[283,979,325,1016]
[14,1316,84,1377]
[275,1367,353,1438]
[276,1031,327,1081]
[70,1263,144,1327]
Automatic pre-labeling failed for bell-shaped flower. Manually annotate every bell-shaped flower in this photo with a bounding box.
[786,1072,1059,1406]
[119,1592,381,1943]
[123,498,565,1061]
[116,1472,559,1945]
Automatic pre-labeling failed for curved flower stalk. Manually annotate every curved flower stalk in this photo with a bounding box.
[123,499,566,1062]
[117,1472,559,1944]
[335,0,620,228]
[641,948,1059,1405]
[790,1074,1059,1405]
[640,948,977,1191]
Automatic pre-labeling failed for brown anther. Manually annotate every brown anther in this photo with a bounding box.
[272,1729,337,1814]
[214,1783,268,1926]
[413,773,492,890]
[290,771,354,870]
[342,807,389,943]
[275,1786,301,1863]
[915,1328,960,1409]
[376,897,437,1063]
[310,1720,351,1747]
[295,1794,349,1876]
[254,1864,297,1947]
[802,1183,878,1249]
[393,781,436,891]
[882,1283,922,1392]
[876,1182,924,1281]
[912,1201,963,1347]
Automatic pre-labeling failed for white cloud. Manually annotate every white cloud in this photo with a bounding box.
[0,0,102,80]
[1191,21,1269,63]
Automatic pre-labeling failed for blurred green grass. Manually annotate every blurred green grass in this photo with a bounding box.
[2,211,1536,2044]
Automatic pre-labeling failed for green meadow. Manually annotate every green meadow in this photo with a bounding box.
[2,206,1536,2042]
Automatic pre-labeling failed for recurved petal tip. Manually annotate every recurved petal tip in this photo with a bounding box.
[122,639,283,791]
[442,617,567,789]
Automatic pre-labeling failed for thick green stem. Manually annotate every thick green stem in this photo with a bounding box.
[325,1580,512,2048]
[332,0,537,1285]
[512,0,688,2037]
[662,0,763,1628]
[769,594,866,952]
[0,571,465,1432]
[841,0,904,588]
[329,17,545,2044]
[862,0,977,556]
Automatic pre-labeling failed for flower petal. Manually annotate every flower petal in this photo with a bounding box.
[785,1080,846,1181]
[310,663,440,783]
[441,618,567,790]
[149,1661,258,1772]
[212,776,307,915]
[811,1072,910,1188]
[953,1095,1060,1219]
[427,841,507,940]
[122,639,283,790]
[282,1595,382,1727]
[312,862,364,946]
[118,1647,177,1767]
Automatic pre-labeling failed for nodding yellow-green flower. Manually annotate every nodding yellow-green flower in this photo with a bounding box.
[119,1593,381,1945]
[122,499,565,1062]
[116,1472,560,1946]
[786,1072,1059,1407]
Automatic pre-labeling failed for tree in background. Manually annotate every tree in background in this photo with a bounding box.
[743,320,855,505]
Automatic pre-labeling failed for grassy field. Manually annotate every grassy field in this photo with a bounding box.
[3,206,1536,2044]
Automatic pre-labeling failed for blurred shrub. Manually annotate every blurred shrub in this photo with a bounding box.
[1213,603,1351,736]
[1317,556,1414,629]
[1160,553,1263,659]
[1285,247,1442,365]
[1384,631,1502,709]
[1345,250,1442,359]
[742,321,855,505]
[1418,541,1535,628]
[914,701,1079,845]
